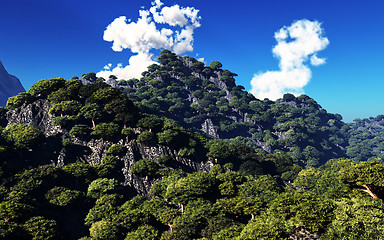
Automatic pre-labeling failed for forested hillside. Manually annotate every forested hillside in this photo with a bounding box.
[0,50,383,239]
[116,50,351,168]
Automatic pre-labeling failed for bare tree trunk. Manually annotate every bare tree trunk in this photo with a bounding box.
[168,223,173,233]
[361,184,378,198]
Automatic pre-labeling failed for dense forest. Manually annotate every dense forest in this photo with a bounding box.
[0,50,383,239]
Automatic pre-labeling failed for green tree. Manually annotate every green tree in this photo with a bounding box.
[69,124,90,137]
[165,172,216,212]
[209,61,223,70]
[6,92,32,110]
[49,100,82,116]
[238,214,288,240]
[82,72,97,81]
[137,116,163,132]
[87,178,119,199]
[79,103,103,128]
[23,216,58,240]
[107,145,127,157]
[84,194,123,226]
[28,78,66,97]
[339,159,384,199]
[130,158,159,178]
[91,123,120,140]
[137,130,157,144]
[45,186,83,206]
[89,220,121,240]
[3,123,43,149]
[322,197,384,239]
[125,224,160,240]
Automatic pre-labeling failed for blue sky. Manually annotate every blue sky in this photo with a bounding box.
[1,0,383,122]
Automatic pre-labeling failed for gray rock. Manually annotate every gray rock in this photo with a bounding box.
[6,99,63,137]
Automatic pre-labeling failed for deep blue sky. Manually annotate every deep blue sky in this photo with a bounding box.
[1,0,383,122]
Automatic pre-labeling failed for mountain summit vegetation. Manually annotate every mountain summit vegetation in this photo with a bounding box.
[0,50,383,239]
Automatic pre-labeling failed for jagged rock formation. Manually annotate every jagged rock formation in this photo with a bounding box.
[0,61,25,106]
[5,98,212,196]
[6,99,63,137]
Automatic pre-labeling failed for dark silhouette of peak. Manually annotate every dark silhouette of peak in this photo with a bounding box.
[0,61,25,106]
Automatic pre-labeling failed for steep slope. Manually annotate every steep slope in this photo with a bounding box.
[118,50,350,167]
[0,61,25,106]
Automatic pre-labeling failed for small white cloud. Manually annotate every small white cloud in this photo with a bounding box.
[98,53,156,80]
[310,54,326,66]
[97,0,201,80]
[103,63,112,70]
[251,19,329,100]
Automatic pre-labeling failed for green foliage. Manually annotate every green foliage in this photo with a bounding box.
[137,130,157,144]
[69,124,90,137]
[3,123,43,149]
[62,162,95,186]
[268,189,335,232]
[89,220,121,240]
[6,92,32,110]
[45,186,83,206]
[49,100,82,116]
[130,158,159,178]
[238,214,288,240]
[62,138,72,147]
[125,224,160,240]
[3,50,384,240]
[165,172,216,205]
[82,72,97,81]
[87,178,119,199]
[28,78,66,97]
[84,194,123,226]
[107,145,127,157]
[91,123,120,140]
[322,197,384,239]
[137,115,163,132]
[23,216,58,240]
[79,103,103,128]
[209,61,223,70]
[346,115,384,161]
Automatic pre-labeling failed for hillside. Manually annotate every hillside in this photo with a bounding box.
[0,50,383,239]
[116,50,349,168]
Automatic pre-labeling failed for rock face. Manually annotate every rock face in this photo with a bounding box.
[6,99,63,137]
[0,61,25,106]
[6,98,211,196]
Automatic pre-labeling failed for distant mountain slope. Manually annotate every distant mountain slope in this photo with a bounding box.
[0,61,25,106]
[346,115,384,161]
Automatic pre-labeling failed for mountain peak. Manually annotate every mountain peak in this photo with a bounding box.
[0,61,26,106]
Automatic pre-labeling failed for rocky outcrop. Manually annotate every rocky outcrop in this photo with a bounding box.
[201,118,219,138]
[6,99,64,137]
[67,137,212,196]
[0,61,25,106]
[289,227,320,240]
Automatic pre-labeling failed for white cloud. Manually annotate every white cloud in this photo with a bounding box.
[251,19,329,100]
[97,0,201,80]
[97,53,156,80]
